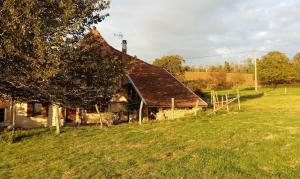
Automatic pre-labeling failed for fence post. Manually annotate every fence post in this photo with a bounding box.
[237,89,241,111]
[171,98,175,120]
[194,100,199,116]
[213,92,216,113]
[226,93,229,112]
[221,96,224,107]
[210,90,213,105]
[285,87,287,95]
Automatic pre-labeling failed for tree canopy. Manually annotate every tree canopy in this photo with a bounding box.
[0,0,123,107]
[258,51,294,86]
[153,55,185,79]
[47,31,124,109]
[293,53,300,81]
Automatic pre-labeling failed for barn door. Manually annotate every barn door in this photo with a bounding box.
[0,108,4,123]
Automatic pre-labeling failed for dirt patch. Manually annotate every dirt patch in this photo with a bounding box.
[285,127,298,135]
[264,133,277,140]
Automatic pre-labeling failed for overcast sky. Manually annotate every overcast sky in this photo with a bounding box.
[96,0,300,65]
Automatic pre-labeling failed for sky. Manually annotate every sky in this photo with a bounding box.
[96,0,300,65]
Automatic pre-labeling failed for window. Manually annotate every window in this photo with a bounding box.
[27,103,48,117]
[34,103,42,115]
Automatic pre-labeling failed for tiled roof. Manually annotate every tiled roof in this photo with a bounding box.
[90,28,208,108]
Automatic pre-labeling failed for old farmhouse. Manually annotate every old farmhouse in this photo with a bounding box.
[0,27,207,129]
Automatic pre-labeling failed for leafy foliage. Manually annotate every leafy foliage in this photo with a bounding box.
[153,55,185,79]
[258,51,294,86]
[47,30,125,109]
[293,53,300,81]
[0,0,125,108]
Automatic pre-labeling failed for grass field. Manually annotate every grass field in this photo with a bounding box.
[1,87,300,178]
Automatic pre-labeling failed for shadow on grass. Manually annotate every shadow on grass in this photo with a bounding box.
[240,92,264,102]
[202,91,265,107]
[1,128,51,143]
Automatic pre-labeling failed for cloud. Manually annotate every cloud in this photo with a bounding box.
[97,0,300,65]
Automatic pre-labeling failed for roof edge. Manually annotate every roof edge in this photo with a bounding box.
[163,69,208,106]
[126,74,148,105]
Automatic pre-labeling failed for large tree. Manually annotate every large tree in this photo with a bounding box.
[0,1,127,133]
[293,53,300,81]
[258,51,294,86]
[0,0,110,93]
[48,30,125,110]
[153,55,185,79]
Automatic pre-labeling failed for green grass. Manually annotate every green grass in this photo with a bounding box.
[1,87,300,178]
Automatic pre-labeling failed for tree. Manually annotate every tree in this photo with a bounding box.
[48,30,125,110]
[258,51,293,87]
[0,0,112,133]
[207,71,228,90]
[153,55,185,79]
[293,53,300,81]
[224,61,233,73]
[240,58,254,74]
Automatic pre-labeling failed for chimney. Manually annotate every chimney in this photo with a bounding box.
[122,40,127,54]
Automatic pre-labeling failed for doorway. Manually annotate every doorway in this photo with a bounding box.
[66,108,76,123]
[0,108,5,123]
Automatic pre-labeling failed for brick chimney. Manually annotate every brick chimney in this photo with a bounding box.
[122,40,127,54]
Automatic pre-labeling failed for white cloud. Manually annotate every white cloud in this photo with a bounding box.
[97,0,300,65]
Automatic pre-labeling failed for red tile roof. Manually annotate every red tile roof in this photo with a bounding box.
[90,28,207,108]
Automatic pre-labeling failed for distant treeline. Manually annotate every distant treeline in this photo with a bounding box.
[182,59,254,74]
[153,51,300,90]
[184,72,254,90]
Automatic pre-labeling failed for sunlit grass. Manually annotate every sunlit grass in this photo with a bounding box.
[1,87,300,178]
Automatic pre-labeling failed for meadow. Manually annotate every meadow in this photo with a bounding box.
[1,87,300,178]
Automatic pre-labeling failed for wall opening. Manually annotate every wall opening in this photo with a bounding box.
[0,108,5,123]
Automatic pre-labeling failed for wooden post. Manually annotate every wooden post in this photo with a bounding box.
[81,109,85,124]
[285,87,287,95]
[254,49,258,92]
[215,92,219,106]
[11,100,16,135]
[194,100,199,116]
[145,107,149,121]
[139,100,143,125]
[56,105,60,134]
[210,90,213,105]
[213,94,216,113]
[95,104,103,128]
[237,89,241,111]
[171,98,175,120]
[221,96,224,107]
[225,93,229,112]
